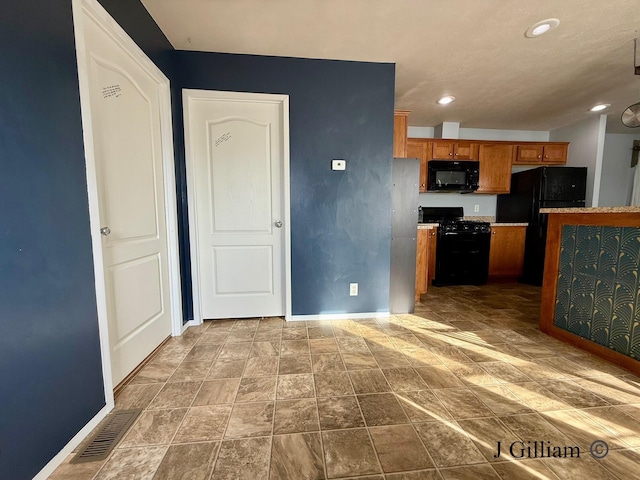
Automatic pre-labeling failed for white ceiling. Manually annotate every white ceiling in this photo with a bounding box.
[141,0,640,134]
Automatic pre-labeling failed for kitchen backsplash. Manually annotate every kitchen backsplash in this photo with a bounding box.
[418,192,498,217]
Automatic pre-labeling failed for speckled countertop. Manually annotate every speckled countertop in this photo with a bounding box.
[540,206,640,214]
[417,220,528,229]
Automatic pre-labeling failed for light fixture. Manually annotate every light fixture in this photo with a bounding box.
[437,95,456,105]
[525,18,560,38]
[590,104,610,112]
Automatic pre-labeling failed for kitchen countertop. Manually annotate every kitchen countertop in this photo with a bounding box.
[417,222,528,229]
[540,206,640,214]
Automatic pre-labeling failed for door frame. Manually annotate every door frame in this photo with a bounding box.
[183,89,292,323]
[72,0,183,405]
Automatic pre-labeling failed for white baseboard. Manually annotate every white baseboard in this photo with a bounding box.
[181,319,201,333]
[287,311,391,322]
[33,404,112,480]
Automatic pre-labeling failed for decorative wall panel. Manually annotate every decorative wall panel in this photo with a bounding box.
[554,225,640,359]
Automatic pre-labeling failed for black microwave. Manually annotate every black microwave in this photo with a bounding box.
[427,160,480,192]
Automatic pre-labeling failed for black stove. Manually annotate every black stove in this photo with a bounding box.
[419,207,491,286]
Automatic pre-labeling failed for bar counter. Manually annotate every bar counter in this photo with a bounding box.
[540,207,640,374]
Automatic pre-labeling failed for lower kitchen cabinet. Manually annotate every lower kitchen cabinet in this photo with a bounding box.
[415,227,437,301]
[488,225,526,277]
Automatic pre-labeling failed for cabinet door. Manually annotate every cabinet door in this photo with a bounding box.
[415,229,428,300]
[542,144,568,164]
[393,111,410,158]
[427,228,438,284]
[476,143,514,194]
[407,138,430,192]
[514,144,543,164]
[488,226,526,276]
[453,141,478,160]
[432,140,454,159]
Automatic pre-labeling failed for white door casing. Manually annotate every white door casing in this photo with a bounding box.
[74,0,182,391]
[184,90,291,322]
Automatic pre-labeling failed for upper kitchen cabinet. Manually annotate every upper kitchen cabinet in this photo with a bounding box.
[476,143,514,194]
[393,110,410,158]
[431,140,479,160]
[406,138,430,192]
[514,142,568,165]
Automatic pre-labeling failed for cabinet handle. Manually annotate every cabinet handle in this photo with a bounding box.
[538,155,541,158]
[449,153,453,156]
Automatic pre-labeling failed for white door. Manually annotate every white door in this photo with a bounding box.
[82,12,172,385]
[185,91,287,319]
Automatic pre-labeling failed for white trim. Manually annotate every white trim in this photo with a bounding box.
[183,89,292,324]
[72,0,114,413]
[33,405,111,480]
[182,319,201,332]
[288,312,392,322]
[591,114,608,207]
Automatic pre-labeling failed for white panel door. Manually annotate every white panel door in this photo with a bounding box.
[83,14,172,385]
[186,92,285,319]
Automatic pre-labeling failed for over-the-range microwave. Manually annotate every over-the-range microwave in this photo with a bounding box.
[427,160,480,193]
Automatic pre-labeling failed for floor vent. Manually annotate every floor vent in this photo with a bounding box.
[71,409,141,463]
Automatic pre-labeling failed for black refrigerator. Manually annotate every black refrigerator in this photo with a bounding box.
[496,166,587,285]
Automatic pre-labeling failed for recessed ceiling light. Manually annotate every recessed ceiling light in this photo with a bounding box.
[525,18,560,38]
[437,96,456,105]
[590,104,610,112]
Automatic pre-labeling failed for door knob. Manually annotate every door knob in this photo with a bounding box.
[275,220,283,228]
[100,226,111,236]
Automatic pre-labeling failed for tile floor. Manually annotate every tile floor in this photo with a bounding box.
[49,284,640,479]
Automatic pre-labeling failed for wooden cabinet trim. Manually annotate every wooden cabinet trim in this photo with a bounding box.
[393,110,410,158]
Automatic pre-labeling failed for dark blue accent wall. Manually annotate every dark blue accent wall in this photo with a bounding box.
[175,52,395,315]
[0,2,103,479]
[0,1,174,478]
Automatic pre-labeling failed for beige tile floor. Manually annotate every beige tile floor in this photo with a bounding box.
[49,284,640,479]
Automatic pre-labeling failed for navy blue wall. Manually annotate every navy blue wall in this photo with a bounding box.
[176,52,395,315]
[0,1,174,478]
[0,2,103,478]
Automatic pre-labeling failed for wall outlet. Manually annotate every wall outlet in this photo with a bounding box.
[332,159,346,171]
[349,283,358,296]
[474,204,480,213]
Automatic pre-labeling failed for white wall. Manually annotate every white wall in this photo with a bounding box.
[549,115,606,207]
[599,133,640,206]
[409,125,550,217]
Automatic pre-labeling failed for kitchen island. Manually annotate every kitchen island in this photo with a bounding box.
[540,207,640,375]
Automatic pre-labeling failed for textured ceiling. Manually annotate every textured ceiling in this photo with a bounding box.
[141,0,640,134]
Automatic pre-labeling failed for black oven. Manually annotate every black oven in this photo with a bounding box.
[427,160,479,192]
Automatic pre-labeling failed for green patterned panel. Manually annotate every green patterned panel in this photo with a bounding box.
[554,225,576,331]
[554,225,640,358]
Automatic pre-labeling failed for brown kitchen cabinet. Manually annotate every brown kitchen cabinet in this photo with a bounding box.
[431,140,478,160]
[406,138,430,192]
[415,227,437,301]
[393,110,410,158]
[476,143,514,194]
[514,143,568,165]
[488,225,526,277]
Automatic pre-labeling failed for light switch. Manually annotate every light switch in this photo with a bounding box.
[332,159,346,171]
